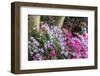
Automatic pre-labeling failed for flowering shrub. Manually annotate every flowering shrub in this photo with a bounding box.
[28,23,88,60]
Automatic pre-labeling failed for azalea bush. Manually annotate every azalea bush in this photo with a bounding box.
[28,16,88,61]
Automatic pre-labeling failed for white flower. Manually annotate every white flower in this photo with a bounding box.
[30,37,34,41]
[61,50,65,54]
[64,51,68,56]
[32,26,36,30]
[61,46,65,50]
[34,49,37,52]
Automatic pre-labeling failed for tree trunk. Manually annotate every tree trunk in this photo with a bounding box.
[54,16,65,28]
[28,15,40,38]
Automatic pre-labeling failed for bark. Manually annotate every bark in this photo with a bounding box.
[28,15,40,38]
[54,16,65,28]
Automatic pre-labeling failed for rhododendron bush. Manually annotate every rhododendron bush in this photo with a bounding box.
[28,15,88,61]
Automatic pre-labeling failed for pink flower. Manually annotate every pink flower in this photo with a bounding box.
[48,50,56,58]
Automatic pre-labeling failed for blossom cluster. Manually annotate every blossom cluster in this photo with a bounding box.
[28,23,88,60]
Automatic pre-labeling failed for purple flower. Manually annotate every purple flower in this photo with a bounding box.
[39,48,44,53]
[35,53,40,57]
